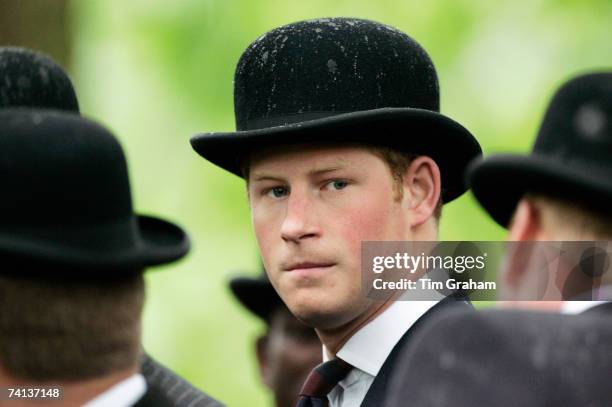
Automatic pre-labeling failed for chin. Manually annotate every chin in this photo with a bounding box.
[287,296,365,331]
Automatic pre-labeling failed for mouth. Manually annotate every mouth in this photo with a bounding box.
[283,261,336,273]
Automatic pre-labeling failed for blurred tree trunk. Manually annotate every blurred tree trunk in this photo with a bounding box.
[0,0,71,67]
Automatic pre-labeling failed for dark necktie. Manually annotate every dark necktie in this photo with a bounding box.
[294,358,353,407]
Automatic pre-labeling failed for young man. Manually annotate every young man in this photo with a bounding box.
[191,18,481,406]
[230,272,321,407]
[0,47,223,407]
[386,72,612,406]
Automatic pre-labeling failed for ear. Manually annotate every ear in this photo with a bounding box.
[255,334,272,389]
[504,199,544,288]
[403,156,441,227]
[508,199,543,241]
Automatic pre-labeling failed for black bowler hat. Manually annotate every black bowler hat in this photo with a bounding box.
[191,18,481,203]
[468,72,612,227]
[229,271,283,322]
[0,47,79,112]
[0,109,189,274]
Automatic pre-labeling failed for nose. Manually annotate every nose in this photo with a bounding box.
[281,191,320,244]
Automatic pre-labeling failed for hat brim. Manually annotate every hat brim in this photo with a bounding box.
[229,275,282,321]
[137,215,191,266]
[191,107,481,203]
[0,214,189,276]
[468,154,612,228]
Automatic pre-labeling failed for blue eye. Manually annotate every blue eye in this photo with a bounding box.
[267,186,289,198]
[327,180,348,190]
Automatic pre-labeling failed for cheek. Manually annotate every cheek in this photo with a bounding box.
[252,205,282,262]
[336,195,400,252]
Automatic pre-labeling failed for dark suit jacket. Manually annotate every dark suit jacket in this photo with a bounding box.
[360,296,473,407]
[386,307,612,407]
[582,301,612,316]
[133,353,224,407]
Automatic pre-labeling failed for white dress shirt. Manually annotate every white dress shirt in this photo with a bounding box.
[561,300,608,314]
[83,373,147,407]
[560,284,612,314]
[323,300,439,407]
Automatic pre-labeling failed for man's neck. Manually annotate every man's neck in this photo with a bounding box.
[316,298,395,357]
[317,229,439,356]
[0,366,138,407]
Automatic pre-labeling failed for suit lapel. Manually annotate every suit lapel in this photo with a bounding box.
[360,297,473,407]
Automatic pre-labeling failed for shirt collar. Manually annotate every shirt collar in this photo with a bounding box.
[323,300,439,376]
[561,300,609,314]
[83,373,146,407]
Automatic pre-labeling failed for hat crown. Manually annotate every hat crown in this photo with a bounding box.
[0,110,132,228]
[534,73,612,168]
[0,47,79,112]
[234,18,439,131]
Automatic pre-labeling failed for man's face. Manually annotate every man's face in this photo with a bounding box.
[248,145,414,330]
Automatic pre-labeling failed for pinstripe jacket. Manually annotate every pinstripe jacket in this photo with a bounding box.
[133,353,224,407]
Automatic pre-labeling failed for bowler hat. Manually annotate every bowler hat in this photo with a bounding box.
[468,72,612,227]
[0,47,79,111]
[191,18,481,203]
[229,271,282,322]
[0,109,189,274]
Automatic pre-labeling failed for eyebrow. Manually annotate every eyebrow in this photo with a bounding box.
[250,174,286,183]
[251,166,346,183]
[307,166,344,176]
